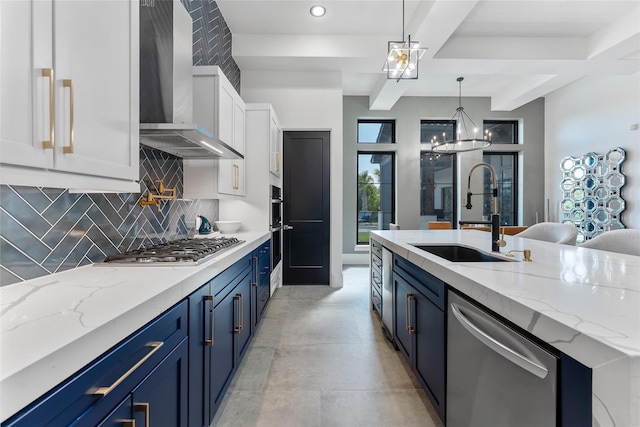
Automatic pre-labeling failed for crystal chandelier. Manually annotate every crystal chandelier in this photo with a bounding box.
[428,77,492,153]
[382,0,426,81]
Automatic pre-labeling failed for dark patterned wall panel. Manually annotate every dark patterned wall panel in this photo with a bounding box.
[182,0,241,93]
[0,147,218,287]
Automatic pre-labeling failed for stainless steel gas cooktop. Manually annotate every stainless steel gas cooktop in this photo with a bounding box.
[101,237,244,266]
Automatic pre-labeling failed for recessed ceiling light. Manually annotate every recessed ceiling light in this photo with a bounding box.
[310,5,326,17]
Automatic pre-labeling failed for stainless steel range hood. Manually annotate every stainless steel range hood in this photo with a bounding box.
[139,0,242,159]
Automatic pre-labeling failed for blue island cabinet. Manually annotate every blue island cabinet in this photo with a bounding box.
[393,255,447,423]
[188,253,254,427]
[2,301,189,427]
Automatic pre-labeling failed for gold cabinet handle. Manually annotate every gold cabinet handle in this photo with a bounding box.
[42,69,54,149]
[240,293,244,330]
[204,295,214,346]
[134,402,150,427]
[93,342,164,396]
[252,256,258,287]
[233,293,242,333]
[62,79,74,154]
[275,151,280,172]
[405,293,410,331]
[408,295,415,335]
[122,421,135,427]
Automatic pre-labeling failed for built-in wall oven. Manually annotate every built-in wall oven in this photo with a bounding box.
[270,185,282,268]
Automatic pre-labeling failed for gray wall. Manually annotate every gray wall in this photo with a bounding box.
[343,95,545,255]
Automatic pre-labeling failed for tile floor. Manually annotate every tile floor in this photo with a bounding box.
[211,265,444,427]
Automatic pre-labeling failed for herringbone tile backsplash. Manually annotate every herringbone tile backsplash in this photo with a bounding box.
[0,147,218,287]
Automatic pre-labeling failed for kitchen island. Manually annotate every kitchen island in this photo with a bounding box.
[0,231,270,423]
[370,229,640,427]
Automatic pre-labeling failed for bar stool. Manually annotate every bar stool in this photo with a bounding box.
[579,229,640,256]
[428,221,452,230]
[514,222,578,245]
[389,223,400,230]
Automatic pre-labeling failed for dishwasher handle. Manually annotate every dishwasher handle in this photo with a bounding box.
[450,303,549,379]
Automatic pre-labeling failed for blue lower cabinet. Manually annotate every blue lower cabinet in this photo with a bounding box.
[3,301,188,427]
[393,257,446,423]
[188,253,255,426]
[98,339,188,426]
[251,242,271,331]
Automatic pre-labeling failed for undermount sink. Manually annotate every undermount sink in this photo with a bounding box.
[412,244,512,262]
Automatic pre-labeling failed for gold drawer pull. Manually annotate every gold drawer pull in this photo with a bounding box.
[204,295,214,346]
[94,341,164,396]
[62,79,74,154]
[135,402,150,427]
[122,421,135,427]
[42,68,54,149]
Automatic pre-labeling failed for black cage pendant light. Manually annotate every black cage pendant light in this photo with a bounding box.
[382,0,426,81]
[428,77,492,153]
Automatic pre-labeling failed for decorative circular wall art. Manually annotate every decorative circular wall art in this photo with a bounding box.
[560,147,626,243]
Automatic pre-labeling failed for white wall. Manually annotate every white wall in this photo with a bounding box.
[241,70,345,287]
[545,74,640,228]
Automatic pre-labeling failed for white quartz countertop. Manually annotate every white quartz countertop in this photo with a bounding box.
[0,231,270,423]
[370,229,640,427]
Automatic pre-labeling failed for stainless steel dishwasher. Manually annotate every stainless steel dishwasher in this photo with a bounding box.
[447,291,557,427]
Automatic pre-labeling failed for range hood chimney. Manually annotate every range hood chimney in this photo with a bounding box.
[139,0,242,159]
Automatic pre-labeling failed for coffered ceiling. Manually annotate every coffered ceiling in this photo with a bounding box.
[216,0,640,111]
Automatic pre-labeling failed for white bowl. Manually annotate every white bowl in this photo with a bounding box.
[214,220,242,234]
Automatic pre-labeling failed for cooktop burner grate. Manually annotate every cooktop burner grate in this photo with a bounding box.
[101,237,244,265]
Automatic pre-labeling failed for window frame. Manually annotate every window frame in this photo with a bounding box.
[483,120,518,145]
[420,119,457,145]
[419,151,458,229]
[482,151,519,226]
[357,119,396,144]
[356,151,396,245]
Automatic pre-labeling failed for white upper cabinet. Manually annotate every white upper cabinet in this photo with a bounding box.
[191,66,245,197]
[0,0,140,192]
[269,113,282,177]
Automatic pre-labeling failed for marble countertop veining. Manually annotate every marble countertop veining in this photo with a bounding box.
[370,229,640,427]
[0,231,270,423]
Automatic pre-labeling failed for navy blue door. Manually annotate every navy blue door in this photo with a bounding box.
[414,291,446,421]
[236,272,253,363]
[393,273,413,363]
[131,339,188,426]
[210,289,237,418]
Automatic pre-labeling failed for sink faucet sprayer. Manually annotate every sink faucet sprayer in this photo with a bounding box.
[459,162,506,252]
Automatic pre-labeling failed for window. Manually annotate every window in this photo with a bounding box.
[420,152,457,229]
[482,153,518,226]
[421,120,456,146]
[483,120,518,144]
[420,120,457,229]
[357,152,395,244]
[358,120,395,144]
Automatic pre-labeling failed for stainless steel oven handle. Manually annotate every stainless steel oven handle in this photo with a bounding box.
[450,303,548,379]
[271,199,283,204]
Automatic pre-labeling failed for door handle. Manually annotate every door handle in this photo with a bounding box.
[94,342,164,396]
[407,294,415,335]
[450,303,548,379]
[42,68,54,149]
[134,402,150,427]
[204,295,214,346]
[62,79,74,154]
[283,225,294,231]
[233,294,242,333]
